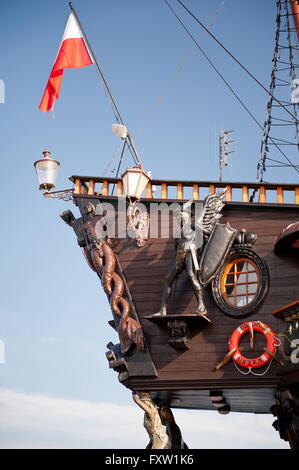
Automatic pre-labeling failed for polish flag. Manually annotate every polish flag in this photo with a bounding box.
[39,12,93,112]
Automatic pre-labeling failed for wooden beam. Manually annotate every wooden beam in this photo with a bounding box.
[295,187,299,204]
[177,183,183,200]
[146,182,152,199]
[215,348,236,371]
[242,185,249,202]
[226,185,232,202]
[277,186,284,204]
[102,180,109,196]
[259,185,266,203]
[193,184,199,200]
[209,184,215,194]
[74,178,81,195]
[88,179,95,195]
[117,181,123,197]
[161,183,168,199]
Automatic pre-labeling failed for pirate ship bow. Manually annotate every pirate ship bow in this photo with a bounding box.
[40,1,299,449]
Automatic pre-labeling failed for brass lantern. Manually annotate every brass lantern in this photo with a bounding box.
[34,149,60,191]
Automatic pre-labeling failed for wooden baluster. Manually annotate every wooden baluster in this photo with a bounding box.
[226,185,232,202]
[193,184,199,200]
[259,185,266,203]
[102,180,109,196]
[295,187,299,205]
[146,182,152,199]
[242,185,249,202]
[209,184,215,194]
[161,183,168,199]
[88,179,95,195]
[74,178,81,195]
[277,186,284,204]
[117,181,123,197]
[80,183,85,194]
[177,183,183,200]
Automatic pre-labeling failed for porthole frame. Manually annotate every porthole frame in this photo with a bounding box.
[212,247,269,318]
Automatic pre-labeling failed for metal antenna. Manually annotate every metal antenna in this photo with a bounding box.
[219,129,234,181]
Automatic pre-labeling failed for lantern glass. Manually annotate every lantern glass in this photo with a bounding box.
[34,150,60,191]
[122,166,151,200]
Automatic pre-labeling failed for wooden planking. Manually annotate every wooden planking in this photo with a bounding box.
[112,204,299,388]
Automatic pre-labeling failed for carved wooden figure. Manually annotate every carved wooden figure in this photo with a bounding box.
[132,392,171,449]
[83,204,144,353]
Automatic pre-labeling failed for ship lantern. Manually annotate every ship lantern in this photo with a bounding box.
[121,165,151,201]
[34,149,60,191]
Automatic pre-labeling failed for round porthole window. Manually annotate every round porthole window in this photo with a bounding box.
[212,248,269,317]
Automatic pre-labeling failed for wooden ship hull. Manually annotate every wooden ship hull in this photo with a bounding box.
[62,176,299,448]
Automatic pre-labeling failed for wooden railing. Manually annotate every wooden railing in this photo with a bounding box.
[70,175,299,205]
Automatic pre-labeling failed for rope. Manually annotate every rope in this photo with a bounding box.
[257,0,299,182]
[102,140,123,176]
[250,359,274,376]
[233,359,274,376]
[134,0,227,140]
[176,0,299,124]
[163,0,299,177]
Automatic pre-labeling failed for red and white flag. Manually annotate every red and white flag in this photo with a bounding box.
[39,12,93,112]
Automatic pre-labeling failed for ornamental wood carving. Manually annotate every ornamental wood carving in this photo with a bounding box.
[84,209,144,354]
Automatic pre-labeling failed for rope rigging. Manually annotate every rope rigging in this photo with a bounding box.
[163,0,299,179]
[176,0,299,125]
[257,0,299,182]
[106,0,227,177]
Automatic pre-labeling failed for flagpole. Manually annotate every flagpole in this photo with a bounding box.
[68,2,143,168]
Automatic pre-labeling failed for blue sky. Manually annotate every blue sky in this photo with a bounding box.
[0,0,295,448]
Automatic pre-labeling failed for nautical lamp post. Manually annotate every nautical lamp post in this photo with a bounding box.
[34,149,74,201]
[34,149,60,192]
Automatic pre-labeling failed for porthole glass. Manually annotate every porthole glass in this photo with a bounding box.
[221,258,260,308]
[212,248,269,317]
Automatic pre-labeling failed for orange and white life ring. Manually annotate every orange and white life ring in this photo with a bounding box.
[229,321,277,369]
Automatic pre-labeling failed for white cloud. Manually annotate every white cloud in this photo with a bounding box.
[0,389,289,449]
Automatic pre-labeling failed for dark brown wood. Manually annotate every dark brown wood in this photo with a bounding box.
[72,192,299,415]
[215,348,237,371]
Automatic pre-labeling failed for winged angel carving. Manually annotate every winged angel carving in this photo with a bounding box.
[154,189,235,322]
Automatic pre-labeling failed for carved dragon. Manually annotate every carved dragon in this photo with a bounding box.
[84,205,144,354]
